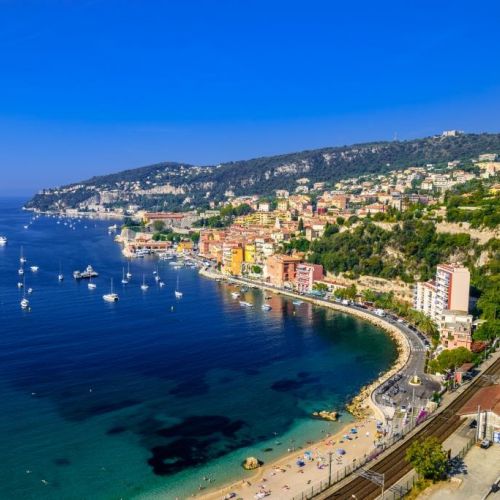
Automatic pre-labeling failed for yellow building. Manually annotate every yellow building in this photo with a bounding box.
[244,244,256,264]
[177,240,194,253]
[230,247,244,276]
[222,244,244,275]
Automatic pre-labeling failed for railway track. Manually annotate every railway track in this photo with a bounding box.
[324,357,500,499]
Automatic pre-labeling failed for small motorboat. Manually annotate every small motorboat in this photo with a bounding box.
[261,304,272,311]
[30,266,39,272]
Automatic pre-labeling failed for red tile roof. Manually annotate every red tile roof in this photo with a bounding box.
[458,385,500,416]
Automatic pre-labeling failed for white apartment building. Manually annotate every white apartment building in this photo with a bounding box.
[434,264,470,318]
[414,264,470,322]
[414,280,437,318]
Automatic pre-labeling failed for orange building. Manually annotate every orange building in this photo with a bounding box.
[266,255,302,287]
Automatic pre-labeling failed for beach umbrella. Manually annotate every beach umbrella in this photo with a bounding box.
[336,448,346,455]
[296,460,305,467]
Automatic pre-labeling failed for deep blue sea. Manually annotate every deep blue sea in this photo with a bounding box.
[0,197,397,499]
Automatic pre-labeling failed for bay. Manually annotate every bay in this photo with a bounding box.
[0,197,397,499]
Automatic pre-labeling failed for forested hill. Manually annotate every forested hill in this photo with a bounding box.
[26,133,500,211]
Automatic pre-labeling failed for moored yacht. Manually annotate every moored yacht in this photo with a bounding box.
[103,278,119,302]
[121,267,129,284]
[30,266,39,272]
[20,277,29,309]
[73,265,98,279]
[88,276,96,290]
[174,274,183,298]
[0,236,7,246]
[140,274,149,291]
[19,246,27,264]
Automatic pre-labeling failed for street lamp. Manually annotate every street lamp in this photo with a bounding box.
[328,451,333,485]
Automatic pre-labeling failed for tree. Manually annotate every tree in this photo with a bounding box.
[313,282,328,292]
[334,284,357,300]
[473,320,500,342]
[298,218,304,233]
[153,220,166,232]
[428,347,474,374]
[405,437,448,481]
[323,223,339,237]
[251,265,262,274]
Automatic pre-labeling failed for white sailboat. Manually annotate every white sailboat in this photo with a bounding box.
[141,274,149,291]
[58,261,64,281]
[121,267,129,284]
[174,274,183,299]
[126,260,132,279]
[0,236,7,246]
[19,246,27,264]
[103,278,119,302]
[20,277,29,309]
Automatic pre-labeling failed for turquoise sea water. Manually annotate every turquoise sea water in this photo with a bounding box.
[0,198,397,499]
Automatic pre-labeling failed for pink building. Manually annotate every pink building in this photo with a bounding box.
[295,263,324,293]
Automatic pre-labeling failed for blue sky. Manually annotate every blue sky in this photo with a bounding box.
[0,0,499,195]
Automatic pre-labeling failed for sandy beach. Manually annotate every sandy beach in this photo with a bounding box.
[194,416,384,500]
